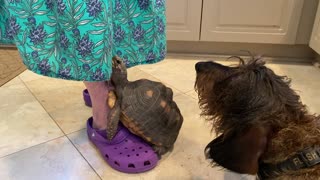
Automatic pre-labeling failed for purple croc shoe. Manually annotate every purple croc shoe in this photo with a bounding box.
[83,89,92,107]
[87,117,159,173]
[83,86,114,108]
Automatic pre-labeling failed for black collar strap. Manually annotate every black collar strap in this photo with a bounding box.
[258,147,320,179]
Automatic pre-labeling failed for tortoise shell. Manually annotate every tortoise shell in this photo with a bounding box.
[120,79,183,155]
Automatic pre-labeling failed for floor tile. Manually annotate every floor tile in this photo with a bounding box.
[0,83,63,157]
[267,63,320,114]
[137,58,239,94]
[23,77,91,134]
[2,76,23,87]
[19,70,46,82]
[185,90,198,100]
[128,67,182,96]
[137,59,198,93]
[0,136,100,180]
[127,67,159,82]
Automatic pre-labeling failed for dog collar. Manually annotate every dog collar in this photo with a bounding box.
[258,147,320,179]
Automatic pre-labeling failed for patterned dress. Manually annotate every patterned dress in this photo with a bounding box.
[0,0,166,81]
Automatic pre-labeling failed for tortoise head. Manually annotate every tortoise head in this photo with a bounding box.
[111,56,128,86]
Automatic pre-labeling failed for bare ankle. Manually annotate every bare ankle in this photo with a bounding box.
[84,81,110,131]
[92,121,107,130]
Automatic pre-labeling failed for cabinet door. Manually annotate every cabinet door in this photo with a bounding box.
[166,0,202,41]
[200,0,304,44]
[310,1,320,54]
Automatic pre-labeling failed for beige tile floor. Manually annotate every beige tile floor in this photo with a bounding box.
[1,49,320,180]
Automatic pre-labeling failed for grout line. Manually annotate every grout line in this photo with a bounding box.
[0,133,102,180]
[0,65,69,159]
[134,67,162,81]
[65,127,86,135]
[0,135,65,159]
[20,79,68,136]
[182,90,198,100]
[65,134,103,180]
[18,70,46,84]
[134,67,185,95]
[134,66,198,99]
[19,79,101,179]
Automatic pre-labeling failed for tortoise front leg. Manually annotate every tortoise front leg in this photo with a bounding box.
[106,101,121,140]
[106,90,121,140]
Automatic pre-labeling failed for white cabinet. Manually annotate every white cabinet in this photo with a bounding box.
[200,0,304,44]
[166,0,202,41]
[310,1,320,54]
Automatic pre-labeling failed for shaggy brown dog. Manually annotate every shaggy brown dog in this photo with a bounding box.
[194,57,320,179]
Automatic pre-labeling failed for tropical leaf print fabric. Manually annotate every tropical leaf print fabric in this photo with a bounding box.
[0,0,166,81]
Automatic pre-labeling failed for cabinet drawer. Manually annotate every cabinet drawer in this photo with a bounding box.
[166,0,202,41]
[200,0,304,44]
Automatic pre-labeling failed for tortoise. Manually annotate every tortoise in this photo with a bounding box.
[106,56,184,155]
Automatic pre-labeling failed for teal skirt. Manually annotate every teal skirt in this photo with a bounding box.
[0,0,166,81]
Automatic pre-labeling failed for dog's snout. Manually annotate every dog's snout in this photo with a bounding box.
[196,61,232,73]
[195,62,206,72]
[195,63,201,72]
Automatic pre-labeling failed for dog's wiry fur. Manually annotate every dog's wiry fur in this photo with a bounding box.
[195,57,320,179]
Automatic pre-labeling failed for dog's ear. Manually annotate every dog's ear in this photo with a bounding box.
[205,126,270,175]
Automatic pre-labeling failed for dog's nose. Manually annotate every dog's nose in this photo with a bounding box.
[195,63,199,71]
[196,62,208,72]
[196,61,230,73]
[195,62,202,72]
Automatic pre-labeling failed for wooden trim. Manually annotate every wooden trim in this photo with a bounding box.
[167,41,316,61]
